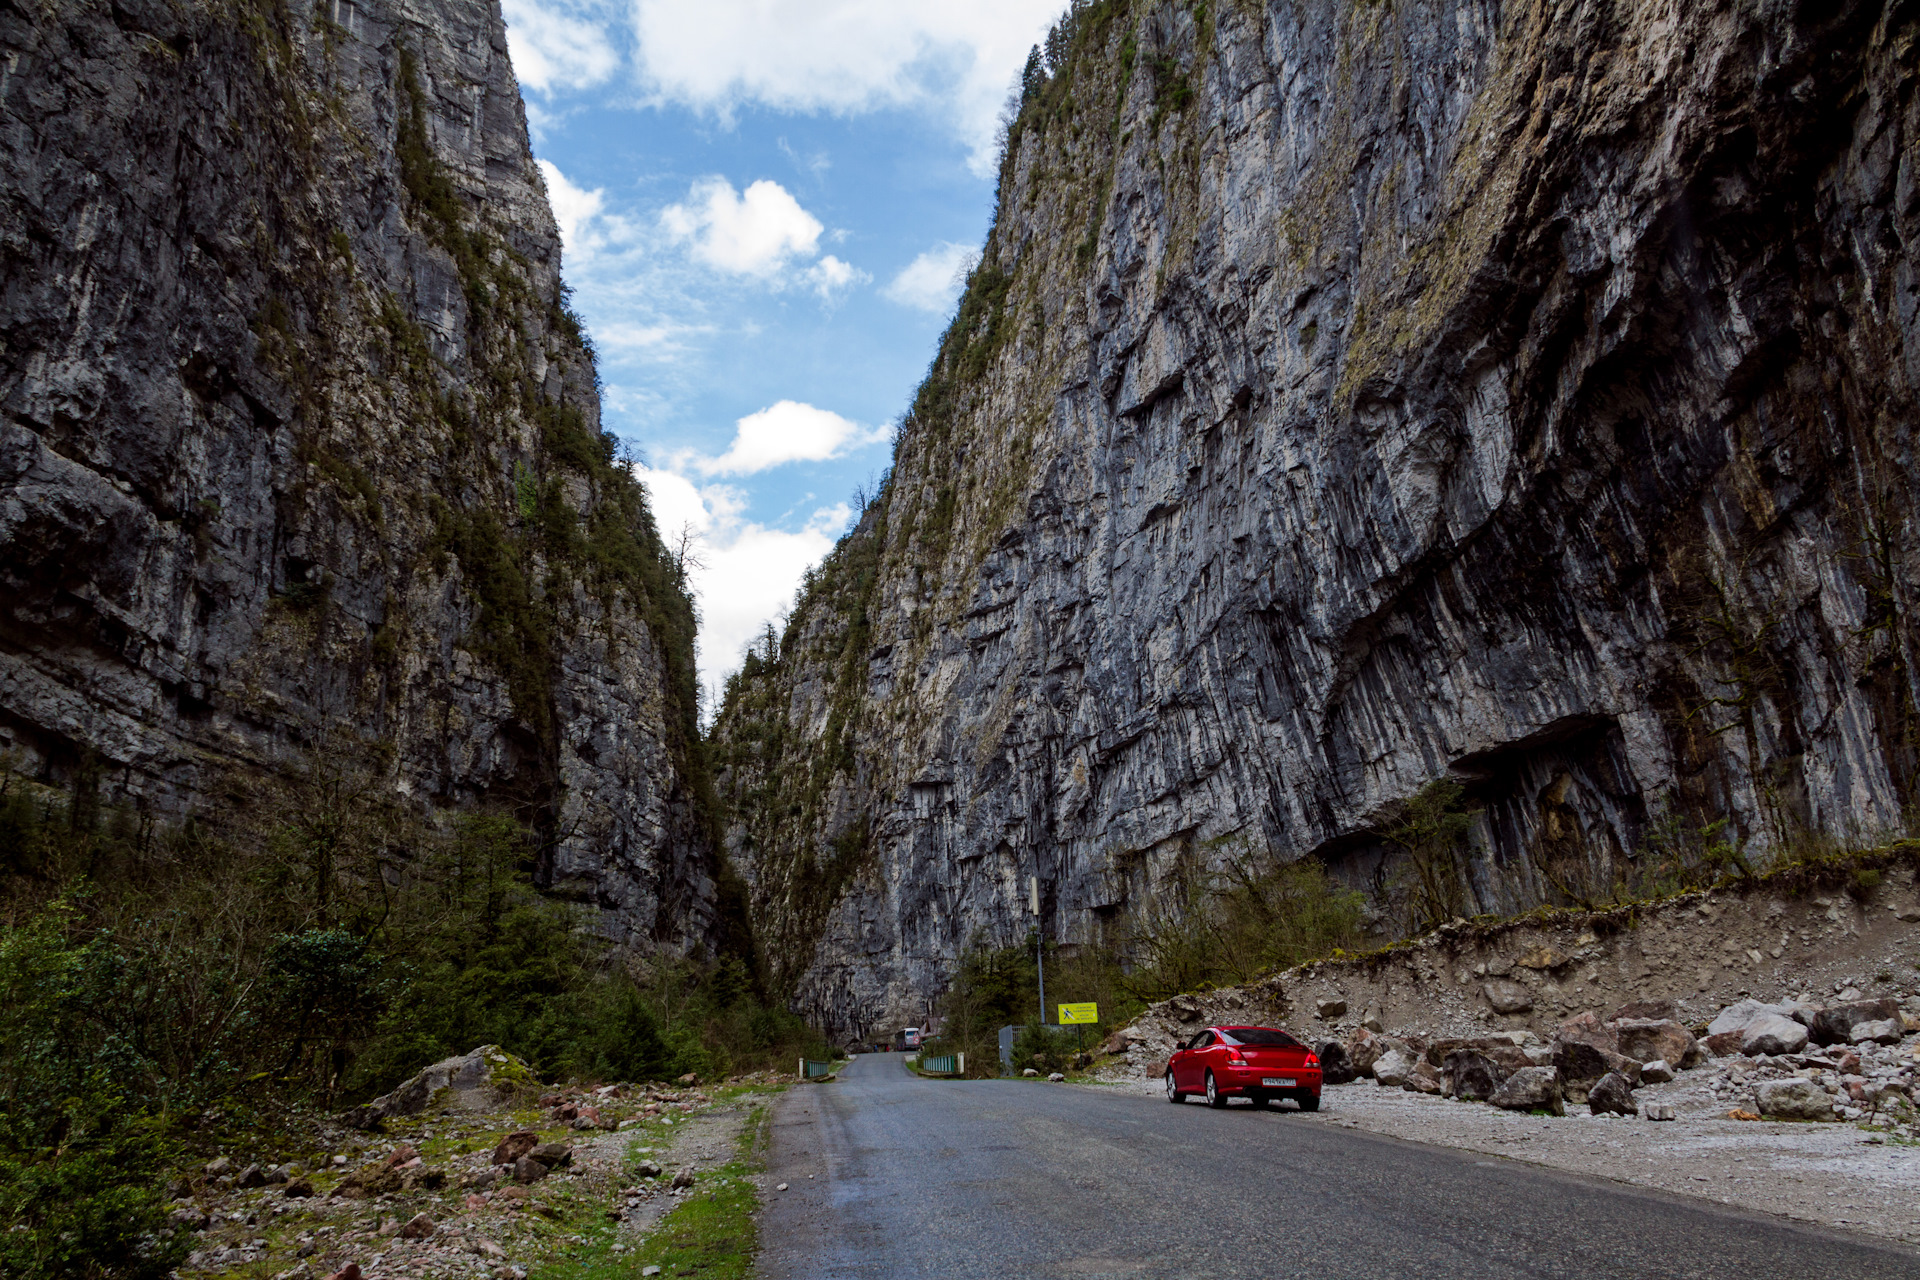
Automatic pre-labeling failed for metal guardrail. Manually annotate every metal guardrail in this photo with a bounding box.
[799,1058,835,1079]
[920,1054,963,1075]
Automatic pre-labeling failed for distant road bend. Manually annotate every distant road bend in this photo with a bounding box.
[755,1054,1919,1279]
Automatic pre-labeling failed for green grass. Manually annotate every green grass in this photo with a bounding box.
[534,1102,771,1280]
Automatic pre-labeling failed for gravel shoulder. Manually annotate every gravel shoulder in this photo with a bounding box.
[1091,1072,1920,1246]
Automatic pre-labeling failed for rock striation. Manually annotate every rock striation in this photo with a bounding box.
[712,0,1920,1035]
[0,0,717,946]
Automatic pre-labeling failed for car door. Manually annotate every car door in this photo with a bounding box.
[1178,1030,1214,1089]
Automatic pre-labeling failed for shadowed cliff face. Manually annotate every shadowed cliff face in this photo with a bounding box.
[711,0,1920,1038]
[0,0,718,949]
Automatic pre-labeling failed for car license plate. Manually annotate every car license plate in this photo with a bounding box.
[1262,1077,1295,1088]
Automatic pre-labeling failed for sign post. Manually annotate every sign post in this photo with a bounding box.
[1030,875,1045,1025]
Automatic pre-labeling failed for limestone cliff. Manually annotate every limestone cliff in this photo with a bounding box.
[712,0,1920,1036]
[0,0,719,948]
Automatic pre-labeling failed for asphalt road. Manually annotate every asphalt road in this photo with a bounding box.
[755,1053,1919,1280]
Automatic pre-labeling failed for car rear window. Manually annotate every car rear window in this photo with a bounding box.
[1220,1028,1300,1047]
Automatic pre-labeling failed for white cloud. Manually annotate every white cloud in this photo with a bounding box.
[883,241,977,312]
[503,0,622,95]
[803,254,869,299]
[637,465,853,698]
[537,159,604,255]
[629,0,1065,174]
[690,400,887,477]
[662,177,824,276]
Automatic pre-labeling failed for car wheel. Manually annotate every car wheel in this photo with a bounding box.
[1205,1071,1228,1108]
[1298,1092,1321,1113]
[1165,1071,1185,1104]
[1249,1092,1271,1109]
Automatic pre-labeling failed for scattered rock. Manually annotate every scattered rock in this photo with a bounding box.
[677,1073,699,1085]
[204,1157,234,1178]
[775,1182,789,1191]
[634,1161,663,1179]
[491,1131,539,1166]
[235,1163,268,1189]
[670,1168,695,1189]
[512,1156,547,1185]
[283,1177,314,1198]
[1316,998,1348,1020]
[324,1267,363,1280]
[461,1168,498,1191]
[643,1268,662,1277]
[1850,1019,1904,1046]
[1742,1014,1810,1057]
[1515,946,1569,971]
[1489,1066,1564,1115]
[1022,1068,1039,1077]
[1361,1011,1384,1033]
[399,1213,436,1240]
[1756,1078,1834,1121]
[1639,1059,1675,1084]
[1702,1030,1748,1057]
[1588,1071,1637,1116]
[1482,980,1533,1015]
[1640,1101,1676,1121]
[1047,1072,1066,1082]
[527,1142,572,1168]
[169,1206,211,1230]
[1406,1060,1444,1094]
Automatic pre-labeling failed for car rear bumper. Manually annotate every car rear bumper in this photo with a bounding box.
[1218,1067,1321,1094]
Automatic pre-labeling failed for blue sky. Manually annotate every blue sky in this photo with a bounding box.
[502,0,1066,704]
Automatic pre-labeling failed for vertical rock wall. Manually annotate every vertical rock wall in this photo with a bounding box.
[711,0,1920,1036]
[0,0,719,948]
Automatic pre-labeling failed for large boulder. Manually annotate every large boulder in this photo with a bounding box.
[1426,1038,1531,1077]
[1756,1078,1835,1121]
[1373,1049,1416,1088]
[1406,1060,1444,1094]
[1613,1019,1701,1070]
[1554,1011,1616,1053]
[1490,1066,1564,1115]
[1851,1019,1904,1046]
[343,1046,535,1129]
[1317,1041,1358,1086]
[1552,1038,1642,1089]
[1809,999,1903,1046]
[1741,1014,1809,1057]
[1443,1049,1507,1102]
[1483,980,1533,1015]
[1588,1071,1637,1116]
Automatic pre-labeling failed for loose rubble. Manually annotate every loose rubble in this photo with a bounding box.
[166,1052,795,1280]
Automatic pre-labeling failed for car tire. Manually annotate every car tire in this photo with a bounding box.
[1205,1071,1228,1108]
[1298,1093,1321,1113]
[1165,1071,1185,1104]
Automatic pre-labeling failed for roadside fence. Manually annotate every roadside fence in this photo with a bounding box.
[799,1058,835,1079]
[919,1054,965,1076]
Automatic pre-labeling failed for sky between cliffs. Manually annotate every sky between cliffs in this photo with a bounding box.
[503,0,1066,707]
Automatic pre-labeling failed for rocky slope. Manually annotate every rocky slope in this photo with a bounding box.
[712,0,1920,1034]
[0,0,717,947]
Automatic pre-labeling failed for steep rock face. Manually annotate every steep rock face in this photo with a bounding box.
[713,0,1920,1036]
[0,0,717,947]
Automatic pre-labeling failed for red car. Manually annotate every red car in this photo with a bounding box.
[1165,1025,1321,1110]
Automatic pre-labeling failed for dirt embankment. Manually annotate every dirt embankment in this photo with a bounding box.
[1107,857,1920,1067]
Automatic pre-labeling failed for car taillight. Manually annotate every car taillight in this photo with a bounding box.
[1225,1048,1246,1065]
[1305,1053,1319,1066]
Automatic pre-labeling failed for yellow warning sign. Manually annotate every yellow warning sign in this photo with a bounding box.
[1057,1002,1099,1025]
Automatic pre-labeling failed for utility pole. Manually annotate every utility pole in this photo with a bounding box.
[1030,874,1045,1025]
